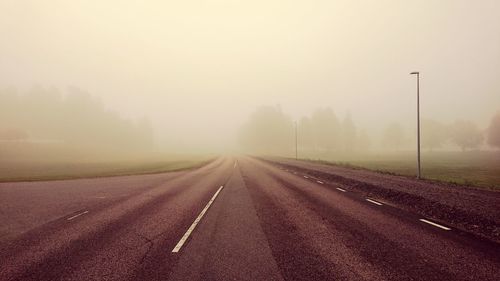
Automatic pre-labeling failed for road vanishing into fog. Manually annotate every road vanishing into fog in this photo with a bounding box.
[0,157,499,281]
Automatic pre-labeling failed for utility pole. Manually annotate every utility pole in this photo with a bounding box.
[410,71,421,179]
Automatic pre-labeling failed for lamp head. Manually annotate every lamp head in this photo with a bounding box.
[410,71,419,75]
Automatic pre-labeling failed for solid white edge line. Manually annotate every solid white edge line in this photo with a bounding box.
[67,210,89,221]
[336,187,347,192]
[172,185,224,253]
[419,219,451,231]
[366,198,383,206]
[316,180,324,184]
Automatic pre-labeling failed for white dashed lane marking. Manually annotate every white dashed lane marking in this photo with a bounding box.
[67,210,89,221]
[366,198,383,206]
[172,185,224,253]
[419,219,451,231]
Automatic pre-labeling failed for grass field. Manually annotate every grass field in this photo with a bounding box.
[309,151,500,190]
[0,142,214,182]
[0,158,212,182]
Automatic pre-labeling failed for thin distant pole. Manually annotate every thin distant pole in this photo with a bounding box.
[416,73,421,179]
[295,121,298,160]
[410,71,421,179]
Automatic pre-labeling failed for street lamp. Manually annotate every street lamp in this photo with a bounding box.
[410,71,421,179]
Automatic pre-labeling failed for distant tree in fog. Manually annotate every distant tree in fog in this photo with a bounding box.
[298,116,314,150]
[487,112,500,149]
[449,120,483,151]
[310,107,341,151]
[382,122,406,150]
[356,129,371,151]
[240,106,365,156]
[421,119,448,151]
[341,113,357,151]
[0,86,154,153]
[239,105,294,155]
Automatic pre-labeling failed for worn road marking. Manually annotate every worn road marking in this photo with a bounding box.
[366,198,383,206]
[172,185,224,253]
[67,210,89,221]
[316,180,324,184]
[303,175,309,179]
[336,187,347,192]
[419,219,451,231]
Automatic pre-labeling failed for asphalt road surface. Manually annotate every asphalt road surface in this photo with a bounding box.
[0,157,499,281]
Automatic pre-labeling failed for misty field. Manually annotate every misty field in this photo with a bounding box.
[0,160,210,182]
[317,151,500,189]
[0,141,213,182]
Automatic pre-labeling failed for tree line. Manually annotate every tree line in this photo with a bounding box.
[0,86,154,154]
[383,115,500,151]
[238,106,368,157]
[239,105,500,156]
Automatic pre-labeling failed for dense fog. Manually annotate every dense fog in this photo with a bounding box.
[1,1,499,159]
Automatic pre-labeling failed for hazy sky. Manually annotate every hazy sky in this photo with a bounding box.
[1,0,499,151]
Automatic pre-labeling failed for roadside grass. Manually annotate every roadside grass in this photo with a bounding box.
[303,151,500,190]
[0,158,212,182]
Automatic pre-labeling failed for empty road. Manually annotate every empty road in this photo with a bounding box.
[0,157,499,281]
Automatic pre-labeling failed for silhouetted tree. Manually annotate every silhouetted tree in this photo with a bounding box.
[449,120,483,151]
[487,112,500,149]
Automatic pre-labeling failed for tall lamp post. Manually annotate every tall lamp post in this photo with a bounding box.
[410,71,421,179]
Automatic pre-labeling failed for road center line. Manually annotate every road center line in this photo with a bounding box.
[336,187,347,192]
[316,180,324,184]
[67,210,89,221]
[366,198,383,206]
[419,219,451,231]
[172,185,224,253]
